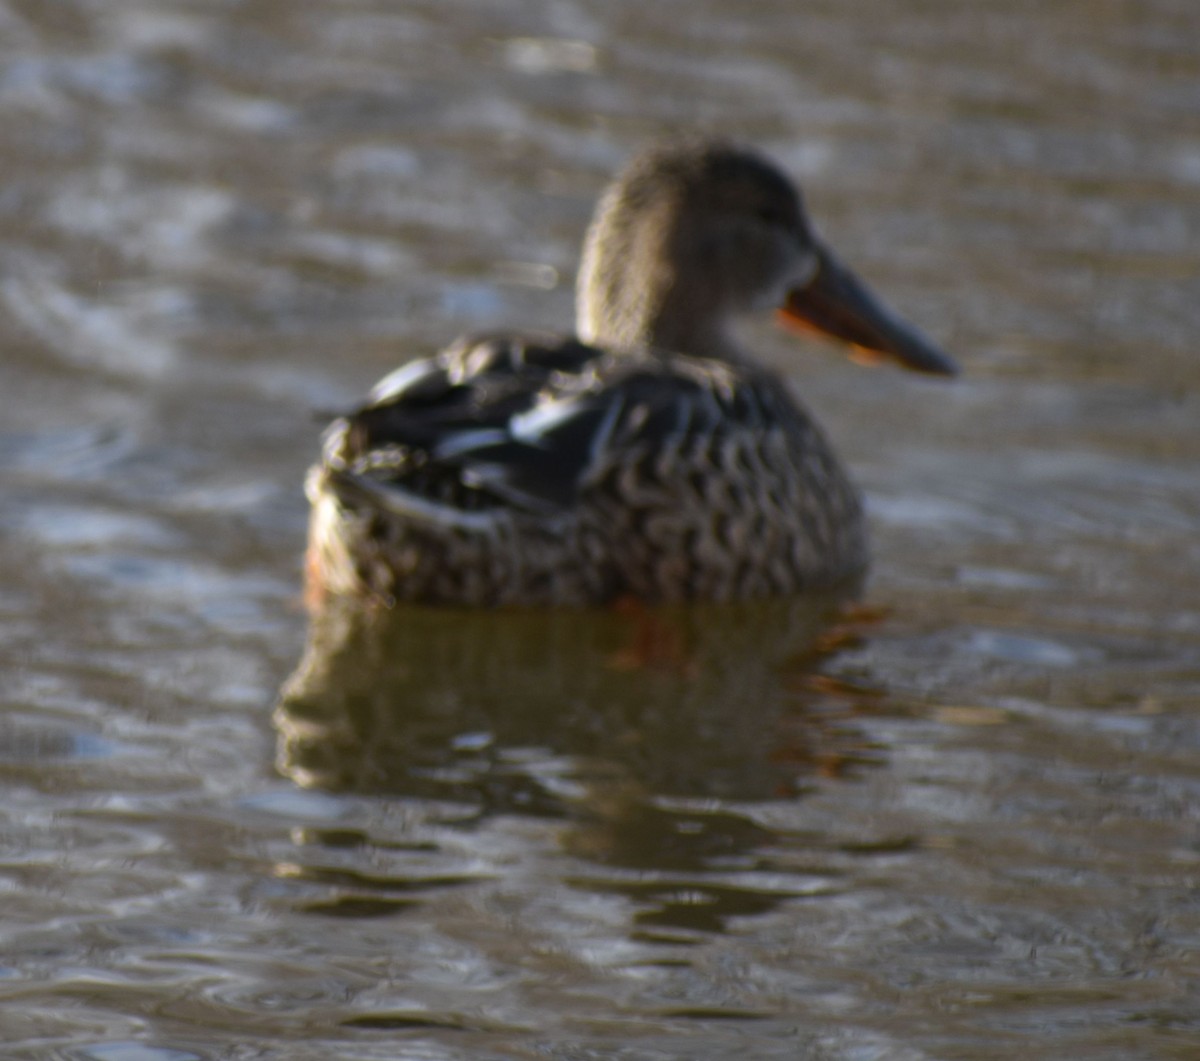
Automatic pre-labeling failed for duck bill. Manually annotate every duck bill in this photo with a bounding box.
[777,246,958,376]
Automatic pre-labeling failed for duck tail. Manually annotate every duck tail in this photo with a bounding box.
[324,467,503,534]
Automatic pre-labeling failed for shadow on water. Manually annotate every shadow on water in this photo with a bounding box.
[274,590,890,930]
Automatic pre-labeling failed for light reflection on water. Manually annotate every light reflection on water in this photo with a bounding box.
[1,0,1199,1057]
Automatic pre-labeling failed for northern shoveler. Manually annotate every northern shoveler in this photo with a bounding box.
[305,140,957,607]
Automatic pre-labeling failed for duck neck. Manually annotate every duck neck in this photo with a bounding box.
[574,199,744,363]
[648,299,745,362]
[577,291,742,362]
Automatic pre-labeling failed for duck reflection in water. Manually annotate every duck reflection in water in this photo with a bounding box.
[277,608,884,936]
[275,595,885,882]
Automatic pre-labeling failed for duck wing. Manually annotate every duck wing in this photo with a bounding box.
[318,333,599,513]
[320,332,800,523]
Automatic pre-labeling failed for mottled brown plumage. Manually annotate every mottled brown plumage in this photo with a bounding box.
[305,140,956,607]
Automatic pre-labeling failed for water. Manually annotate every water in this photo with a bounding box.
[2,0,1198,1057]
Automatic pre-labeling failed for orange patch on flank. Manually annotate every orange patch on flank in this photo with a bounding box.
[303,542,329,612]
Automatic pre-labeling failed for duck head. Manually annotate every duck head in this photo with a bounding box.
[575,140,957,375]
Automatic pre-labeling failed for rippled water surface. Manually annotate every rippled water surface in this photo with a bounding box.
[2,1,1199,1058]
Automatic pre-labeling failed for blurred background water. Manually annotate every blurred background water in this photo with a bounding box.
[1,1,1198,1058]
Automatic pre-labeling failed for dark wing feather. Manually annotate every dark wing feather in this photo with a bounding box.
[333,332,599,458]
[321,332,798,518]
[322,333,609,514]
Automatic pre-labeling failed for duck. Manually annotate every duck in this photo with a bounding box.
[304,139,957,608]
